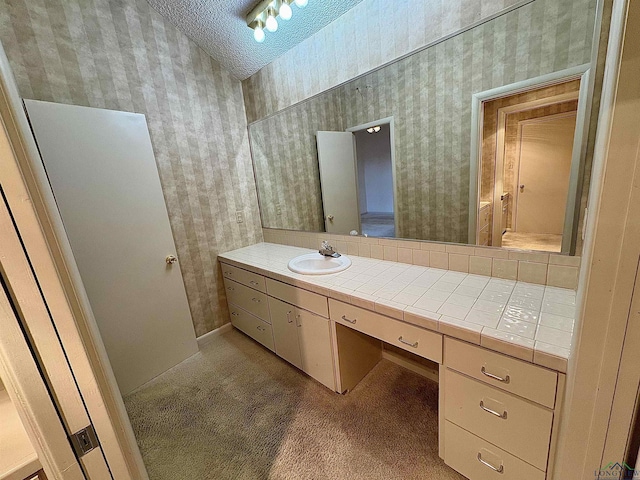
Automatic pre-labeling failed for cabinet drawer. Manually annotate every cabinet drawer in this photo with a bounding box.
[221,262,266,292]
[445,369,553,470]
[224,278,269,322]
[266,278,328,318]
[229,304,274,352]
[330,299,442,363]
[445,338,557,408]
[444,421,545,480]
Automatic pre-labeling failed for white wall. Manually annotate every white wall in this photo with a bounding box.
[355,126,394,213]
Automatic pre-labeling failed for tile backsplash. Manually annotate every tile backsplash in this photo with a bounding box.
[263,228,580,290]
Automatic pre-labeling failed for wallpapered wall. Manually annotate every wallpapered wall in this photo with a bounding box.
[248,0,597,244]
[242,0,526,124]
[0,0,263,337]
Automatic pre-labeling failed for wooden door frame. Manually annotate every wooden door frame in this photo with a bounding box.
[469,64,591,253]
[0,44,148,479]
[0,275,84,480]
[553,0,640,477]
[346,116,398,237]
[512,110,578,234]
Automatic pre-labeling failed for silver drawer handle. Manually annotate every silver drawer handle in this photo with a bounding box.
[481,366,510,384]
[296,314,301,327]
[224,271,232,276]
[251,298,261,303]
[341,315,357,324]
[480,400,508,419]
[286,311,294,323]
[227,286,235,291]
[398,336,418,348]
[231,312,239,317]
[477,453,504,473]
[250,281,260,286]
[257,325,265,332]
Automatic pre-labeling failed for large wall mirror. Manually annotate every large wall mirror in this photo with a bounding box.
[248,6,595,256]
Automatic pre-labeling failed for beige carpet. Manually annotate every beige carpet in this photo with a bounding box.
[124,329,465,480]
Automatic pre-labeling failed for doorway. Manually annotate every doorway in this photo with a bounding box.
[471,67,589,253]
[352,123,395,237]
[316,117,397,237]
[504,112,577,251]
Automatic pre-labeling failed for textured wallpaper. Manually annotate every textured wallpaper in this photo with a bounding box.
[243,0,527,123]
[249,0,597,244]
[0,0,263,336]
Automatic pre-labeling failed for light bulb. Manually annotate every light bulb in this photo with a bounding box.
[254,25,265,43]
[294,0,308,7]
[279,2,292,20]
[266,8,278,32]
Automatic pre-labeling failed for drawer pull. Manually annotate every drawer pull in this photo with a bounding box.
[398,336,418,348]
[479,400,508,419]
[296,314,302,328]
[231,312,239,317]
[477,453,504,474]
[251,297,262,303]
[481,366,510,384]
[250,280,260,286]
[224,271,232,276]
[257,325,266,332]
[227,286,235,291]
[286,311,294,323]
[341,315,357,324]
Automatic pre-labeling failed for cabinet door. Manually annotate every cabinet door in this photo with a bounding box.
[296,309,335,390]
[268,297,302,369]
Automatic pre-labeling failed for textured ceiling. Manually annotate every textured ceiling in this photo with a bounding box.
[147,0,366,80]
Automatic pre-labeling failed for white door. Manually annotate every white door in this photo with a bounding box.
[25,100,198,395]
[515,113,576,234]
[316,131,361,234]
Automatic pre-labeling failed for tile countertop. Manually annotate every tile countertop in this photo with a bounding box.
[218,243,576,373]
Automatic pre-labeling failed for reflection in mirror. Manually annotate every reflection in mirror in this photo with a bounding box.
[474,76,585,254]
[248,8,595,256]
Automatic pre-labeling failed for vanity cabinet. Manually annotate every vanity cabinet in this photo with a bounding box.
[269,297,302,369]
[220,256,567,480]
[223,265,336,391]
[269,295,335,390]
[441,338,564,479]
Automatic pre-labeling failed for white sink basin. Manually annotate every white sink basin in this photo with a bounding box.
[288,253,352,275]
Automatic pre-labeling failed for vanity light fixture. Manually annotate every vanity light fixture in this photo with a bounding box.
[366,126,382,134]
[247,0,307,43]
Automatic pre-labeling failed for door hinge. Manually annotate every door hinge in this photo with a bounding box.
[69,424,99,458]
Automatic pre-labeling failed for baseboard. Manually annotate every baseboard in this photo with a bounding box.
[197,323,233,348]
[382,350,439,384]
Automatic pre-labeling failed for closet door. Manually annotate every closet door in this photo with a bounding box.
[24,100,198,395]
[268,297,302,369]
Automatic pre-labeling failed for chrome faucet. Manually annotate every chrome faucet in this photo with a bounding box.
[319,240,341,258]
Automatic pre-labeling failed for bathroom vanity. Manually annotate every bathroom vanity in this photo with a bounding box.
[219,243,573,480]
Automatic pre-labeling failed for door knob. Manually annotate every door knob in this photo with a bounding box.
[165,255,178,265]
[519,184,525,192]
[327,215,334,221]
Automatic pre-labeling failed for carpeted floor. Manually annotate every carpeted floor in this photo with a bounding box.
[124,328,465,480]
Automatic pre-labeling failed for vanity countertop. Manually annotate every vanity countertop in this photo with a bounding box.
[219,243,576,373]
